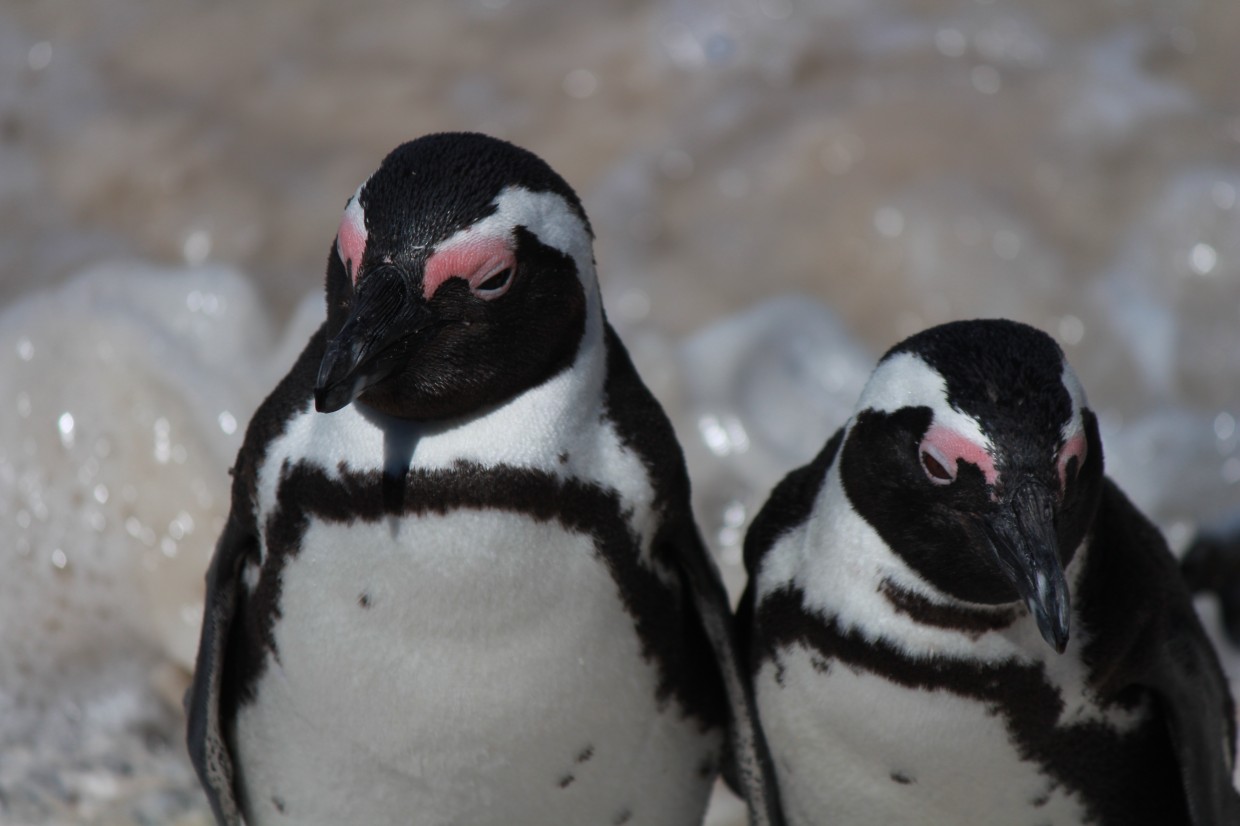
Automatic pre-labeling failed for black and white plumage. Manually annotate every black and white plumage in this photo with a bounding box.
[739,319,1240,825]
[186,133,779,826]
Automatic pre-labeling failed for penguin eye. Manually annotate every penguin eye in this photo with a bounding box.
[918,425,995,487]
[468,259,517,300]
[921,449,956,484]
[1057,433,1088,491]
[475,267,513,294]
[426,240,516,301]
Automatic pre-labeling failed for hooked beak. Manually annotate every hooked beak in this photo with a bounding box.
[314,266,432,413]
[979,479,1071,653]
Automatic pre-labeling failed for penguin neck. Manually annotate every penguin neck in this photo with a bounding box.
[355,294,607,473]
[832,449,1098,655]
[793,462,1014,636]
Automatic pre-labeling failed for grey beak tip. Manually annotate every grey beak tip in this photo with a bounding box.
[314,336,361,413]
[313,387,342,414]
[313,368,358,413]
[1048,628,1069,655]
[1030,597,1071,654]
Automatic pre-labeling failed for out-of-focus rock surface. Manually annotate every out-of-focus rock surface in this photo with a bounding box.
[1,0,1238,822]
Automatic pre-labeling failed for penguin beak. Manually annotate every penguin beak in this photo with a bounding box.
[314,266,432,413]
[979,479,1071,653]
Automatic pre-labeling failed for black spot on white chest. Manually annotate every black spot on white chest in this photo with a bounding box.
[264,507,654,735]
[232,459,722,728]
[228,505,721,825]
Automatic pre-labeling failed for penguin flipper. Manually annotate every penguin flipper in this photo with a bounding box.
[1143,609,1240,825]
[1095,482,1240,824]
[600,322,784,824]
[733,576,757,700]
[186,512,253,826]
[719,575,756,796]
[675,522,785,826]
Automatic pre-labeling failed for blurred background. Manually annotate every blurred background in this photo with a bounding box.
[2,0,1239,823]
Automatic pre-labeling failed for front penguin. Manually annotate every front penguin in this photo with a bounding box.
[740,319,1240,825]
[186,133,780,826]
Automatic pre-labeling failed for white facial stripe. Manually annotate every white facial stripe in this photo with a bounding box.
[852,352,992,451]
[1055,361,1090,489]
[432,186,596,296]
[1058,362,1088,443]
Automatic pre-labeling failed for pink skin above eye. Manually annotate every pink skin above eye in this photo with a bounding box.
[919,425,998,487]
[422,235,515,301]
[1057,432,1088,491]
[337,202,368,286]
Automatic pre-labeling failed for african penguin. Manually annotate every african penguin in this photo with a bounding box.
[739,319,1240,825]
[186,133,781,826]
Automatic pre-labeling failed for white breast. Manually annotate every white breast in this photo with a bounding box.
[756,653,1090,825]
[233,508,717,826]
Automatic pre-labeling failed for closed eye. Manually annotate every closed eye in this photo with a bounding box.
[917,425,995,487]
[1057,432,1088,491]
[921,450,954,483]
[475,267,513,294]
[424,236,516,301]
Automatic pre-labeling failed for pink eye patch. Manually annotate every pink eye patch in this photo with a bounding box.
[919,425,998,486]
[337,199,368,285]
[1057,432,1087,490]
[423,235,516,300]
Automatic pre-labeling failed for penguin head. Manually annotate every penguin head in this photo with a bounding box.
[838,319,1103,653]
[315,132,597,421]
